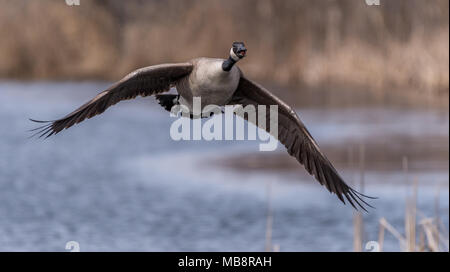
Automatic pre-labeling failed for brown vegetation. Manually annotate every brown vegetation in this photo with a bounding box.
[0,0,448,97]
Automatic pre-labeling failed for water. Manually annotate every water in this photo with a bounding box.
[0,81,448,251]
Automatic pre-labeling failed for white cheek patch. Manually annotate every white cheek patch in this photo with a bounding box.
[230,48,240,62]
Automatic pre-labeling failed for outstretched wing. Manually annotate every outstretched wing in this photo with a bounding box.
[30,63,193,138]
[228,76,375,211]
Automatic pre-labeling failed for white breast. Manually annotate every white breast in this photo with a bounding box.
[184,58,240,107]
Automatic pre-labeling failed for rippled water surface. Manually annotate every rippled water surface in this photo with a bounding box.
[0,82,448,251]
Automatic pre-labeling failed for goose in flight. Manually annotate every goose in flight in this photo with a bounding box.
[31,42,375,211]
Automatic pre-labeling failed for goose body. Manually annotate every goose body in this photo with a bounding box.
[176,57,241,111]
[31,41,375,211]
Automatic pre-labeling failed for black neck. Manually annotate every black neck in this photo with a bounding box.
[222,56,236,72]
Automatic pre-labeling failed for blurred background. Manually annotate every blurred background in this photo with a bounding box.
[0,0,448,251]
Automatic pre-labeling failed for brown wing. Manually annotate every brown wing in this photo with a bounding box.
[30,63,193,138]
[228,76,375,211]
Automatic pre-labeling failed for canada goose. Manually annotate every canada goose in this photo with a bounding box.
[31,41,375,211]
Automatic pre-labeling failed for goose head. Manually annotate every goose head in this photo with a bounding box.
[231,41,247,60]
[222,41,246,72]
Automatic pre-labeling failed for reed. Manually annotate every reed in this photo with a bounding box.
[353,143,365,252]
[353,154,448,252]
[373,173,447,251]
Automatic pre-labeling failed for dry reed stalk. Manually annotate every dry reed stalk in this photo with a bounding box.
[420,218,440,251]
[379,217,407,251]
[353,143,365,252]
[434,186,442,250]
[362,156,448,252]
[405,178,418,252]
[419,228,426,252]
[353,211,363,252]
[402,156,415,251]
[415,208,449,251]
[377,221,385,252]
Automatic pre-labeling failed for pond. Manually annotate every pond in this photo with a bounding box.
[0,81,448,251]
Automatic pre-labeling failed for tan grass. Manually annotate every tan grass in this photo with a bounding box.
[0,0,448,99]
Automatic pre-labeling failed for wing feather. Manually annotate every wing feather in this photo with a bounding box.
[30,63,193,137]
[228,76,375,211]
